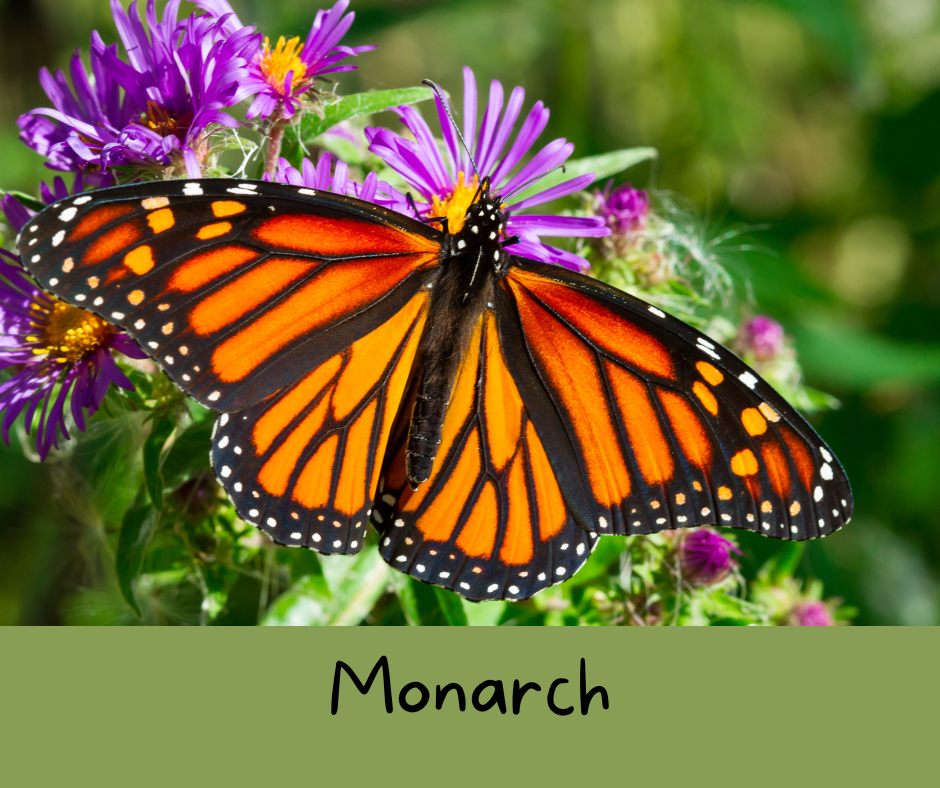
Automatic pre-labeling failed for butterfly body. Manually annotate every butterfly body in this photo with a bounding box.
[406,183,508,488]
[19,177,852,602]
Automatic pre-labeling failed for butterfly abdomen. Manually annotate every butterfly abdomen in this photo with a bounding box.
[406,247,491,489]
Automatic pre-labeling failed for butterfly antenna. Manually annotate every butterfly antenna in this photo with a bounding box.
[422,79,482,187]
[501,164,567,202]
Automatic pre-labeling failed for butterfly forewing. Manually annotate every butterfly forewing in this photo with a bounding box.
[499,259,853,542]
[21,180,440,411]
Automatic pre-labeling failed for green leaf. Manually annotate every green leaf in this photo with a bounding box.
[513,147,657,204]
[263,546,389,626]
[389,574,423,626]
[142,417,176,510]
[161,417,214,489]
[766,542,805,584]
[793,320,940,389]
[433,586,468,626]
[115,495,160,617]
[282,86,434,164]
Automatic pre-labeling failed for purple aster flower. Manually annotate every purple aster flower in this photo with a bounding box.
[595,181,650,234]
[264,152,382,202]
[678,528,740,586]
[740,315,785,362]
[21,1,259,178]
[197,0,375,120]
[790,601,835,627]
[0,251,146,460]
[365,67,609,271]
[17,33,130,184]
[1,175,91,235]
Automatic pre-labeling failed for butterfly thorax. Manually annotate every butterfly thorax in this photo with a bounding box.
[405,187,508,489]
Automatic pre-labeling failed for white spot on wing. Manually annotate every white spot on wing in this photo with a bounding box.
[739,372,758,389]
[648,306,666,318]
[58,207,77,222]
[183,183,203,196]
[821,464,833,480]
[701,346,721,360]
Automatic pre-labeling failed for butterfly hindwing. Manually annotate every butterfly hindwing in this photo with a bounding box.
[210,289,429,553]
[375,310,597,601]
[21,180,441,411]
[499,258,853,542]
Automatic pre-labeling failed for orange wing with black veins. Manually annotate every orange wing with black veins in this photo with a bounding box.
[374,310,597,601]
[209,290,428,553]
[496,258,853,543]
[23,180,441,412]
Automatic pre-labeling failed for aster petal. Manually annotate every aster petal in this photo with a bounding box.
[507,214,610,237]
[479,86,524,176]
[108,333,147,360]
[1,195,34,234]
[475,79,503,175]
[504,173,598,213]
[489,100,550,188]
[183,147,202,178]
[461,66,477,176]
[500,138,573,198]
[510,238,590,271]
[397,105,451,194]
[435,94,461,177]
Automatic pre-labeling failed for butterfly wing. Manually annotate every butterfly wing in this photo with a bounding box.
[374,310,598,601]
[210,288,428,552]
[497,257,853,542]
[20,179,441,411]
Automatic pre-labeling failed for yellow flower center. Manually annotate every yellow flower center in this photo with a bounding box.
[430,173,480,235]
[30,298,113,364]
[260,36,308,94]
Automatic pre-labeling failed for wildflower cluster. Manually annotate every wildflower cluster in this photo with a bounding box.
[0,0,849,626]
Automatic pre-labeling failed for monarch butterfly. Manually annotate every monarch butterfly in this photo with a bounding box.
[19,172,851,602]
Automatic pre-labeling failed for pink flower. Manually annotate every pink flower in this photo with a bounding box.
[741,315,785,361]
[595,181,650,234]
[678,528,740,586]
[791,601,835,626]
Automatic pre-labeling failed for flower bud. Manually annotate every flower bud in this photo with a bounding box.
[596,181,650,235]
[790,601,835,626]
[678,528,740,586]
[740,315,785,361]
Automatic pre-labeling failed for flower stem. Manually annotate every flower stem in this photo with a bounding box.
[264,107,286,178]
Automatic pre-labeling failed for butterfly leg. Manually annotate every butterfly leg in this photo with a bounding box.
[405,192,450,234]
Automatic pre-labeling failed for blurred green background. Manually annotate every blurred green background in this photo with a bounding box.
[2,0,939,624]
